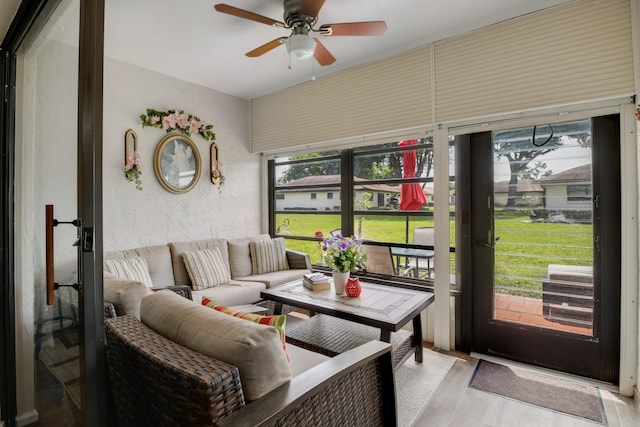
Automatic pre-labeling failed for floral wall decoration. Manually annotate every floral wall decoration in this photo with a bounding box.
[140,108,216,141]
[210,142,224,190]
[124,128,143,190]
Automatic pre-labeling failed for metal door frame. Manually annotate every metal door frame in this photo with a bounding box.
[0,0,106,425]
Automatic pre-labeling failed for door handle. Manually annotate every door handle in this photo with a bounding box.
[477,236,500,248]
[45,204,82,306]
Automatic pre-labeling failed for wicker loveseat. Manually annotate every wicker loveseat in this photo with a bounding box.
[105,291,397,427]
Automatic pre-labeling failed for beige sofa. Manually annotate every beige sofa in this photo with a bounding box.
[106,290,397,426]
[103,234,311,317]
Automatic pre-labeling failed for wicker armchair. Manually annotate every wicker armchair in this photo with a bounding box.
[105,315,397,427]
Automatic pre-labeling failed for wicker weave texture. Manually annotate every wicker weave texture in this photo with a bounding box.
[286,314,413,367]
[105,315,245,427]
[255,299,296,315]
[269,359,390,427]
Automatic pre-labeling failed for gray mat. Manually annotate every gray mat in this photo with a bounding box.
[470,360,605,424]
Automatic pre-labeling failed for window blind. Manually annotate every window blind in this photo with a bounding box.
[251,47,431,153]
[252,0,634,153]
[433,0,634,123]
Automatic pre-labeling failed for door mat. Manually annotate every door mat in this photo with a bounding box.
[469,360,606,424]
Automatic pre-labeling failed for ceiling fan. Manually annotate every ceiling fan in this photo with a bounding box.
[214,0,387,66]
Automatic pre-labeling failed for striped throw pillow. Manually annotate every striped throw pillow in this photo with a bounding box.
[249,238,290,275]
[103,256,153,288]
[201,297,288,360]
[182,248,230,291]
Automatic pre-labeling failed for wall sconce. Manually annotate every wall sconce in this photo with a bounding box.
[125,129,138,164]
[124,129,142,190]
[210,143,224,187]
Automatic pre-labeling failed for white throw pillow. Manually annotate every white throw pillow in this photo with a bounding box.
[249,238,289,275]
[103,256,154,288]
[182,248,231,290]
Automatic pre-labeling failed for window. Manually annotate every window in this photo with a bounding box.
[567,184,591,202]
[269,138,455,284]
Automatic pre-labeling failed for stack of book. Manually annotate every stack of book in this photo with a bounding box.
[302,272,331,291]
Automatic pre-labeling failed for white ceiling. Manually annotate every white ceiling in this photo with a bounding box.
[3,0,573,100]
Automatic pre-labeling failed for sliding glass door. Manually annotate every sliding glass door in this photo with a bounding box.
[2,0,106,424]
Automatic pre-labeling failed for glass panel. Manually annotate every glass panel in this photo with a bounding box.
[492,119,593,336]
[354,146,433,182]
[353,140,435,212]
[14,0,82,424]
[274,213,341,263]
[275,152,340,185]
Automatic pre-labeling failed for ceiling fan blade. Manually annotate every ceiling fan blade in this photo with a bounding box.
[300,0,326,18]
[246,37,287,57]
[214,4,285,28]
[319,21,387,36]
[313,38,335,66]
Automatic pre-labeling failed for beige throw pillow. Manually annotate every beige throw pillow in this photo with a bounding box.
[103,272,151,318]
[182,248,231,290]
[249,238,290,275]
[227,238,253,278]
[103,256,154,288]
[140,291,291,401]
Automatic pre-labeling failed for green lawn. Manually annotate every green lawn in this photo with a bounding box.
[279,210,593,297]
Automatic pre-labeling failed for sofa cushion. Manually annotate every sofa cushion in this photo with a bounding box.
[235,269,310,288]
[182,248,231,291]
[548,264,593,284]
[191,281,266,306]
[103,256,154,288]
[249,238,289,275]
[227,238,253,278]
[169,239,230,287]
[103,272,152,318]
[287,343,330,377]
[201,297,287,359]
[105,244,175,287]
[140,290,291,401]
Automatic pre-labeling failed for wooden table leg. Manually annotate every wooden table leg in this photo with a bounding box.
[412,313,423,363]
[379,330,391,343]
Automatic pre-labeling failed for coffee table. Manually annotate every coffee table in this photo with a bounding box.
[261,279,434,366]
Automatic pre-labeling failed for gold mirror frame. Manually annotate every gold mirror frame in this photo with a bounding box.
[153,133,201,194]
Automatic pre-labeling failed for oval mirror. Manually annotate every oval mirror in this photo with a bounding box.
[153,134,201,193]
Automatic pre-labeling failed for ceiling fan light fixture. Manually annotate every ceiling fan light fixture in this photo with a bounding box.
[287,34,315,59]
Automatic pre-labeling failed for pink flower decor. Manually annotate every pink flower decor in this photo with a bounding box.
[141,108,215,141]
[189,118,201,134]
[124,150,143,190]
[177,113,190,128]
[161,114,176,129]
[211,160,225,187]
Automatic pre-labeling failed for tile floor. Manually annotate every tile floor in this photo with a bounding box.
[413,350,640,427]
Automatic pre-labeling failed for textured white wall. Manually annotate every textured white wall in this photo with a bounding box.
[103,58,258,251]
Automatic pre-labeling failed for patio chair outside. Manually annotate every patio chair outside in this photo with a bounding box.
[402,227,434,278]
[362,244,396,276]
